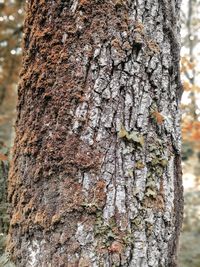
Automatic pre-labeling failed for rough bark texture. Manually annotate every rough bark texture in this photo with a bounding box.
[7,1,183,266]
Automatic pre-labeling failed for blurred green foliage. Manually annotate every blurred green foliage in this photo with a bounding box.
[182,142,194,161]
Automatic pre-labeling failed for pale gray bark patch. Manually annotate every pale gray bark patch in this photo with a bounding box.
[69,1,183,266]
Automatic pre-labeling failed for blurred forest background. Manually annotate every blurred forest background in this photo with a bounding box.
[0,1,199,266]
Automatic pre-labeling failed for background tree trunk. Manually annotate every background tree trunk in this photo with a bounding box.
[7,1,183,266]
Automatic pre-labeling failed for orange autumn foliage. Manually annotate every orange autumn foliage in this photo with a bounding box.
[0,152,8,161]
[181,56,196,73]
[182,120,200,146]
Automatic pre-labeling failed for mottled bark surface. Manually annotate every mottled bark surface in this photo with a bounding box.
[7,1,183,266]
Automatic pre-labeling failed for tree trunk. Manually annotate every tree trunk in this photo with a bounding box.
[7,1,183,266]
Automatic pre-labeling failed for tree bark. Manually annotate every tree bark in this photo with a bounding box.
[7,1,183,266]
